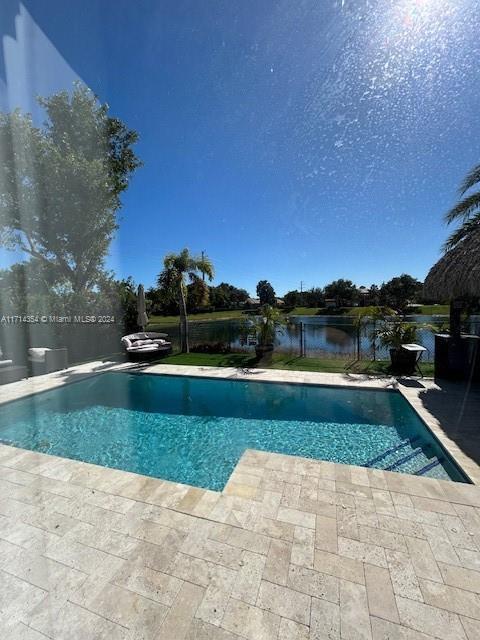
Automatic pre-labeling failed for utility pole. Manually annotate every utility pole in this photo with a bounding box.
[300,281,304,293]
[201,250,205,281]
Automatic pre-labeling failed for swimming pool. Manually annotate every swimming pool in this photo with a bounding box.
[0,372,468,489]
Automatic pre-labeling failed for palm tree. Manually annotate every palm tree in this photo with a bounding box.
[444,164,480,250]
[158,249,214,353]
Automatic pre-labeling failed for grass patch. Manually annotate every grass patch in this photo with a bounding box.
[157,351,434,377]
[148,304,450,328]
[148,309,247,327]
[415,305,449,315]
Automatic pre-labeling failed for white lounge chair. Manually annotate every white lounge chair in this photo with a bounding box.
[28,348,68,375]
[121,332,172,358]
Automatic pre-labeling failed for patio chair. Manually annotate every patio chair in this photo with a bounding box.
[121,332,172,359]
[28,347,69,376]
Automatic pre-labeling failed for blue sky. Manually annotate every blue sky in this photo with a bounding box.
[2,0,480,295]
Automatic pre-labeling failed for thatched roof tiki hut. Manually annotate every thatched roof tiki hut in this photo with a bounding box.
[424,231,480,379]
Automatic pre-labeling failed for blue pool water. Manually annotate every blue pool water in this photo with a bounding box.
[0,372,468,489]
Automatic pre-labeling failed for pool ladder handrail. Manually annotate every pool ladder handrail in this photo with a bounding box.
[365,436,420,468]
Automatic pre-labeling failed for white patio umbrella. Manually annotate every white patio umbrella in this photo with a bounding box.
[137,284,148,331]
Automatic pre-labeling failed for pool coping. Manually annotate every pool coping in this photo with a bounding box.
[0,360,478,484]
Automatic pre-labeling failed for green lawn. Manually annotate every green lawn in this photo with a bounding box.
[148,304,450,328]
[415,304,449,315]
[148,308,247,327]
[156,351,434,377]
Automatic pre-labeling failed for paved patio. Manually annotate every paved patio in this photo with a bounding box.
[1,443,480,639]
[1,362,480,639]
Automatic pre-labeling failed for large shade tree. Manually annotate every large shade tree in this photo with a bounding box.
[158,249,214,352]
[324,279,357,307]
[380,274,423,311]
[0,84,141,293]
[256,280,276,306]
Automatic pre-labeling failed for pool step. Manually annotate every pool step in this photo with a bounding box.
[415,457,445,476]
[365,437,420,468]
[384,448,425,471]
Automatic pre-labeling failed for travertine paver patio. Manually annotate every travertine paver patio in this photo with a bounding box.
[1,443,480,639]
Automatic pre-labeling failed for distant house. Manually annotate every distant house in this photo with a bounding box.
[243,297,261,307]
[275,298,285,306]
[325,298,337,309]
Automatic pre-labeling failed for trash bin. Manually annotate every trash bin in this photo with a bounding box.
[434,334,480,381]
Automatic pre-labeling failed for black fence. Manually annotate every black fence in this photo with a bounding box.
[154,316,480,364]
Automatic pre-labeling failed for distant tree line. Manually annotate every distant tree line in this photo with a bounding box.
[283,274,425,313]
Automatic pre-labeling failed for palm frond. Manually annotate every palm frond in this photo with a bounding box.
[444,191,480,225]
[443,214,480,252]
[196,255,214,280]
[459,164,480,196]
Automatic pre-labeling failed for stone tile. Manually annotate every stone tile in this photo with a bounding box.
[224,482,258,499]
[262,539,292,586]
[438,513,479,551]
[195,583,232,627]
[371,489,396,516]
[405,536,442,583]
[278,617,309,640]
[0,621,50,640]
[456,547,480,572]
[168,552,235,590]
[336,506,359,540]
[422,524,461,566]
[365,564,399,623]
[128,529,186,573]
[314,549,365,585]
[461,616,480,640]
[226,526,271,555]
[419,578,480,619]
[85,490,136,514]
[256,580,311,625]
[85,582,168,636]
[160,581,205,639]
[396,596,467,640]
[187,618,239,640]
[287,563,339,603]
[1,543,87,597]
[250,515,295,541]
[182,536,244,570]
[113,561,183,606]
[315,515,338,553]
[337,481,372,500]
[359,525,407,552]
[386,549,423,602]
[370,616,437,640]
[277,506,315,529]
[410,496,457,516]
[282,482,301,508]
[395,505,441,527]
[0,568,46,622]
[232,550,266,605]
[338,536,388,568]
[221,597,280,639]
[43,535,119,574]
[29,599,130,640]
[310,596,340,639]
[291,525,315,568]
[378,514,426,539]
[339,580,372,640]
[438,562,480,594]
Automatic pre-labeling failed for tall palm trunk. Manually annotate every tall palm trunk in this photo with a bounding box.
[179,282,189,353]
